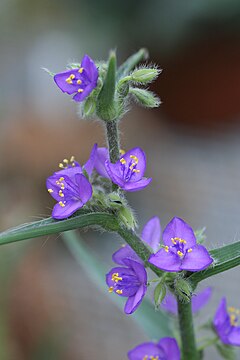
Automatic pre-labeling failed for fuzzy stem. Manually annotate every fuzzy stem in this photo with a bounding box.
[177,297,199,360]
[106,120,120,191]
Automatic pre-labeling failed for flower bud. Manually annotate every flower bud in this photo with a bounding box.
[131,67,161,83]
[130,88,161,108]
[174,277,192,303]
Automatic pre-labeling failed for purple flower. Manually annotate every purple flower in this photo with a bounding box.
[106,258,147,315]
[148,217,213,272]
[54,54,98,102]
[46,144,97,219]
[128,337,180,360]
[105,147,152,191]
[112,216,161,266]
[161,287,212,315]
[213,297,240,346]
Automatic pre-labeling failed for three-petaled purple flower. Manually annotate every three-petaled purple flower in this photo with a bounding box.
[161,287,212,315]
[148,217,213,272]
[106,258,147,315]
[54,54,98,102]
[112,216,161,266]
[213,297,240,346]
[46,144,97,220]
[105,147,152,191]
[128,337,180,360]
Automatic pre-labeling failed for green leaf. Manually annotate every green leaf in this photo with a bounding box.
[188,241,240,287]
[116,48,149,80]
[62,230,173,339]
[96,50,117,121]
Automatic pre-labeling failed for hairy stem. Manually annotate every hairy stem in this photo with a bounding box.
[177,297,199,360]
[106,120,120,191]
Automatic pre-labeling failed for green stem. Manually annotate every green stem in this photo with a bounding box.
[177,297,199,360]
[106,120,120,191]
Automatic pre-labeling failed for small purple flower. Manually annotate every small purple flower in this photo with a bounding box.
[105,147,152,191]
[161,287,212,315]
[213,297,240,346]
[128,337,180,360]
[106,258,147,315]
[46,144,97,219]
[148,217,213,272]
[113,216,161,266]
[54,54,98,102]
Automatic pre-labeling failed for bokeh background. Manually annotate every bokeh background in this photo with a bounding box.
[0,0,240,358]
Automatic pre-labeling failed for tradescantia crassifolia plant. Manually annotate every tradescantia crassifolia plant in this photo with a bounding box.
[1,49,240,359]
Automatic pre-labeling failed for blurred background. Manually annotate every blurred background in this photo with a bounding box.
[1,0,240,358]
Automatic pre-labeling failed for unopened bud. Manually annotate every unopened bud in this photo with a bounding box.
[131,67,161,83]
[174,277,192,303]
[130,88,161,108]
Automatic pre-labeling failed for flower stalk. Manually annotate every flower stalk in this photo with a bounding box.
[177,296,199,360]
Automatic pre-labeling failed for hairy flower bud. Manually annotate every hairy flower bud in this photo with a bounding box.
[174,277,192,302]
[131,67,161,83]
[130,88,161,108]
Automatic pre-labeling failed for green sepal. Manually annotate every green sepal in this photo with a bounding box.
[174,277,192,302]
[130,67,161,84]
[216,343,236,360]
[154,280,167,309]
[83,96,96,117]
[129,87,161,108]
[96,50,118,121]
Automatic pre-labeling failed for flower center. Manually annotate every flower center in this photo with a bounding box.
[228,306,240,327]
[119,154,140,181]
[163,237,192,257]
[108,272,140,297]
[143,356,160,360]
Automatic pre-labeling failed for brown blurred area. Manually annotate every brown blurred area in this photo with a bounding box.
[1,0,240,359]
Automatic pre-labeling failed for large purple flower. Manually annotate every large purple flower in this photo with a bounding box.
[128,337,180,360]
[54,54,98,102]
[213,297,240,346]
[161,287,212,315]
[112,216,161,266]
[106,258,147,315]
[148,217,213,272]
[46,145,97,220]
[105,147,152,191]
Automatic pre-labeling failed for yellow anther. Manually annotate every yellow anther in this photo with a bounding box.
[187,248,193,253]
[70,156,75,162]
[143,356,148,360]
[56,180,60,185]
[108,287,114,293]
[120,158,126,165]
[77,79,82,85]
[179,239,187,244]
[65,74,75,84]
[150,357,159,360]
[59,163,64,169]
[48,188,53,193]
[59,201,65,208]
[164,246,169,253]
[63,159,69,164]
[120,149,125,155]
[78,67,84,73]
[111,273,123,282]
[130,155,139,163]
[171,237,187,244]
[177,251,184,257]
[59,177,64,181]
[78,88,84,93]
[230,314,237,327]
[60,183,65,190]
[171,238,177,245]
[59,190,64,197]
[116,289,123,295]
[72,163,75,167]
[133,169,140,173]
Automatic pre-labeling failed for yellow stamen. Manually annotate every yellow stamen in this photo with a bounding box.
[108,287,114,293]
[60,183,65,190]
[65,74,75,84]
[48,188,53,193]
[78,67,84,73]
[78,88,84,93]
[70,156,75,162]
[120,158,126,165]
[72,163,75,167]
[143,356,148,360]
[59,190,64,197]
[59,163,64,169]
[56,180,60,185]
[111,273,123,282]
[177,250,184,257]
[133,169,140,173]
[187,248,193,253]
[130,155,139,163]
[171,237,187,244]
[179,239,187,244]
[164,246,169,253]
[116,289,123,295]
[230,314,238,327]
[120,149,125,155]
[59,177,64,181]
[63,159,68,164]
[59,201,65,208]
[77,79,82,85]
